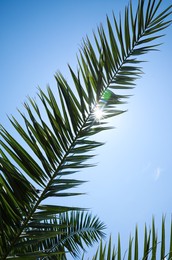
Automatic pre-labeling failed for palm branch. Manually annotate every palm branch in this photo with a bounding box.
[88,217,172,260]
[0,0,171,258]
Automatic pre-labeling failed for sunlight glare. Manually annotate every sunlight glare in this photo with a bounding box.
[93,106,104,121]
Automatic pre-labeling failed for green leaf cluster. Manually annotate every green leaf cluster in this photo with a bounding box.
[89,217,172,260]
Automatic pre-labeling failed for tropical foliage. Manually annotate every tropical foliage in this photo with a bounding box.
[90,217,172,260]
[0,0,172,259]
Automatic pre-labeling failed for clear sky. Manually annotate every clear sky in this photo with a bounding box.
[1,0,172,257]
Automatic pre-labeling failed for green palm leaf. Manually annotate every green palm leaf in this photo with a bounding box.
[6,211,105,260]
[89,217,172,260]
[0,0,171,258]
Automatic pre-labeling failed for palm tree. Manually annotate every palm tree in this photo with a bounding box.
[0,0,171,259]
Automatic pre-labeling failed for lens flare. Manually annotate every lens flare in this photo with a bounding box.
[93,106,104,121]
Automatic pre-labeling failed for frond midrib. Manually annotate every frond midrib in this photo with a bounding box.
[3,106,94,259]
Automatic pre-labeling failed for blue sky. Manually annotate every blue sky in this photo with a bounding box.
[1,0,172,257]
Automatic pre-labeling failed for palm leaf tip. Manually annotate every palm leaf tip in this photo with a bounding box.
[89,217,172,260]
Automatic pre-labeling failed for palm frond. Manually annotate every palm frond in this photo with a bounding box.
[89,217,172,260]
[48,211,106,258]
[5,211,105,260]
[0,0,171,258]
